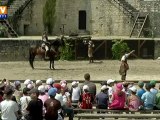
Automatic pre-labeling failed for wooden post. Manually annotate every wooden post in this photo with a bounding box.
[104,40,107,59]
[138,40,140,57]
[75,39,77,60]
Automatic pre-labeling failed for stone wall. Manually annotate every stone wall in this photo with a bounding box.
[18,0,134,36]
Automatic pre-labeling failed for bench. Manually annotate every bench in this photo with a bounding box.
[74,109,160,120]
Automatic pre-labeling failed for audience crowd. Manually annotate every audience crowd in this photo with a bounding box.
[0,73,159,120]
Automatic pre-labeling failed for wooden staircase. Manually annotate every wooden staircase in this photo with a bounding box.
[0,0,32,37]
[130,13,149,37]
[0,20,18,37]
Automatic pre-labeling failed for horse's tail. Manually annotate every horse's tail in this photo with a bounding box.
[29,47,35,69]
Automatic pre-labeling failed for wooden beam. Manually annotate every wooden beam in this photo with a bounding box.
[104,40,107,59]
[75,39,77,60]
[140,40,146,49]
[138,40,140,57]
[93,41,105,54]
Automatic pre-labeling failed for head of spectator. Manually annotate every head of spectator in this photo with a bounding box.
[84,73,90,81]
[129,86,137,95]
[101,81,107,86]
[24,79,33,87]
[150,80,156,88]
[27,83,34,90]
[3,88,14,99]
[14,81,21,90]
[60,80,68,92]
[53,83,61,94]
[45,85,51,92]
[83,85,89,93]
[38,85,46,95]
[107,79,115,86]
[35,80,42,87]
[138,81,144,88]
[72,81,79,88]
[145,83,151,91]
[28,88,39,99]
[48,87,57,99]
[46,78,55,87]
[23,87,30,96]
[116,83,123,91]
[101,85,108,94]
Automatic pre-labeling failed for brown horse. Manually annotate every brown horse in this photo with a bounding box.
[29,37,65,69]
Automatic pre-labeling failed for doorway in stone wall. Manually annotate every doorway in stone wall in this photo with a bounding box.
[79,10,86,30]
[24,24,29,35]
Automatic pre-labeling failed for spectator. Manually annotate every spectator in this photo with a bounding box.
[70,81,81,108]
[150,80,158,96]
[136,81,146,99]
[128,86,141,111]
[35,80,42,88]
[38,85,49,104]
[141,83,155,110]
[109,83,126,110]
[26,88,43,120]
[81,73,96,97]
[155,84,160,109]
[96,85,109,109]
[24,79,33,88]
[46,78,55,88]
[79,85,94,109]
[44,88,62,120]
[0,88,19,120]
[20,87,31,119]
[107,79,115,103]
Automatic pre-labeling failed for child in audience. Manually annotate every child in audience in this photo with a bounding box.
[79,85,94,109]
[128,86,141,111]
[137,81,146,99]
[141,83,155,110]
[150,80,158,96]
[96,85,109,109]
[155,84,160,109]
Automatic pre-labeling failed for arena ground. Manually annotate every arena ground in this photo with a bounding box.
[0,59,160,82]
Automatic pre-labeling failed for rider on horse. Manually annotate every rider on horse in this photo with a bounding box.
[41,31,50,59]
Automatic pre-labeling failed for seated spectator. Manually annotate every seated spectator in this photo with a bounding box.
[70,81,81,108]
[150,80,158,96]
[38,85,49,104]
[24,79,33,88]
[136,81,146,99]
[61,87,74,120]
[0,88,19,120]
[107,79,115,103]
[128,86,141,111]
[141,83,155,110]
[35,80,43,88]
[96,85,109,109]
[44,88,62,120]
[79,85,94,109]
[46,78,55,88]
[109,83,126,110]
[155,84,160,109]
[20,87,31,119]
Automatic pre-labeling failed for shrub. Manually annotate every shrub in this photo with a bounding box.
[59,40,74,60]
[112,40,130,60]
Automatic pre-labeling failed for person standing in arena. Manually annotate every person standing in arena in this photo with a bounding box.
[119,50,135,81]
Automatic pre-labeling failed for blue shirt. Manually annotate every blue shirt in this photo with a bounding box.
[96,92,109,107]
[141,91,155,109]
[137,88,146,99]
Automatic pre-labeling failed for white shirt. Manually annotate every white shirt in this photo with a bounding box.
[121,53,129,61]
[20,96,31,116]
[71,87,81,101]
[55,93,64,106]
[0,100,19,120]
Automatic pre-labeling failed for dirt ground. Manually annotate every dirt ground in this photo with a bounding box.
[0,59,160,81]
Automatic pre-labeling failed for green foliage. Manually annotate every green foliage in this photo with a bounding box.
[0,25,7,37]
[60,40,74,60]
[43,0,56,35]
[112,40,130,60]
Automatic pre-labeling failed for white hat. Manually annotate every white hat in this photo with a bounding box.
[129,86,137,93]
[71,81,79,86]
[46,78,55,85]
[101,85,109,91]
[107,79,115,84]
[24,79,33,86]
[83,85,89,91]
[36,80,42,85]
[45,85,51,91]
[38,85,45,93]
[27,83,34,89]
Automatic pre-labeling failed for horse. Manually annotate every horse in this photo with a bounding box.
[29,36,65,69]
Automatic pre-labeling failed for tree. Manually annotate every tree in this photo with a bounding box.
[112,40,130,60]
[43,0,56,35]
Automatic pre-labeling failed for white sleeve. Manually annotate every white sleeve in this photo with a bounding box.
[121,55,125,61]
